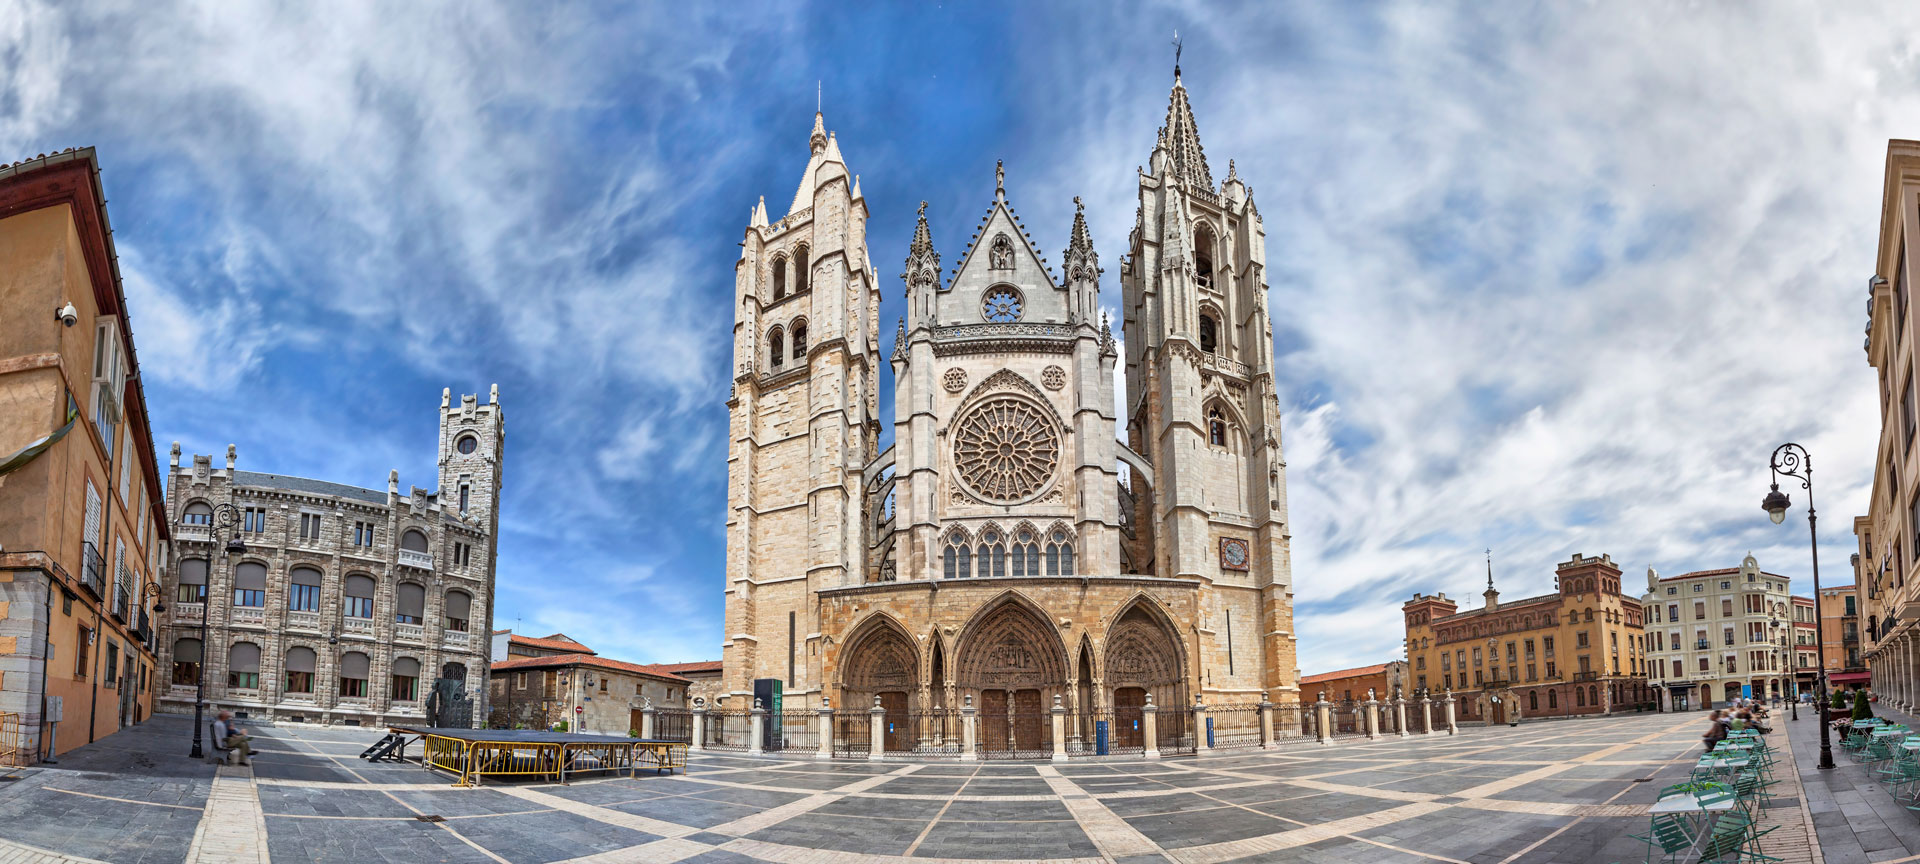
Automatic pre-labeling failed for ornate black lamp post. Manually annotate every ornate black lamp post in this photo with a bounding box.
[1762,443,1833,769]
[187,503,246,760]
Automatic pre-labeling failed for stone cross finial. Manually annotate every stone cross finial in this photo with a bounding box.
[1073,195,1082,212]
[917,200,927,218]
[995,159,1005,193]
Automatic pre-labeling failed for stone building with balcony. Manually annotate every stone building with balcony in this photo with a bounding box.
[1404,554,1652,725]
[156,387,503,727]
[1640,555,1797,712]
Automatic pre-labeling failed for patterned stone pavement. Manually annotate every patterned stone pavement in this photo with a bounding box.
[1,709,1908,863]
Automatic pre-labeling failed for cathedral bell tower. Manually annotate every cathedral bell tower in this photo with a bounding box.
[1121,66,1297,695]
[723,111,881,706]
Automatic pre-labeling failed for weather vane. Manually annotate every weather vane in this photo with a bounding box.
[1173,30,1182,75]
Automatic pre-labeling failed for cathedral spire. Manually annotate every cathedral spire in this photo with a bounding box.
[810,111,827,155]
[902,200,941,296]
[1063,195,1099,284]
[1160,71,1215,191]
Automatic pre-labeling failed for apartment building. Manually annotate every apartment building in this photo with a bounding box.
[1641,555,1795,711]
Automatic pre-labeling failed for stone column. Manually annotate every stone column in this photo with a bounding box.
[960,694,978,762]
[1051,694,1068,763]
[868,696,886,762]
[1193,695,1211,751]
[1442,690,1457,735]
[1364,691,1380,740]
[749,698,767,756]
[1258,691,1275,750]
[690,705,707,752]
[1393,694,1409,738]
[816,697,834,761]
[1419,694,1432,735]
[1314,691,1332,745]
[1143,693,1161,759]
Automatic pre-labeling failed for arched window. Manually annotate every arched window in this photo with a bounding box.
[768,326,785,369]
[1011,529,1040,577]
[441,662,467,682]
[445,589,472,632]
[228,642,261,690]
[1575,687,1586,707]
[400,529,429,553]
[343,574,375,619]
[977,529,1007,578]
[1589,685,1599,707]
[772,256,787,300]
[794,245,809,293]
[395,582,426,625]
[289,566,322,612]
[1548,689,1558,708]
[183,501,213,525]
[177,558,208,604]
[1194,224,1217,288]
[286,646,316,694]
[1199,314,1218,353]
[1208,408,1227,447]
[172,637,202,685]
[791,320,807,360]
[233,562,267,608]
[943,534,972,579]
[1044,528,1075,576]
[1528,690,1538,711]
[340,651,370,698]
[392,657,420,702]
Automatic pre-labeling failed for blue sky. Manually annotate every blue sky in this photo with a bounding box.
[4,2,1910,674]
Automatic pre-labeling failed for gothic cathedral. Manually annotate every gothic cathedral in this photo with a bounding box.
[724,69,1298,749]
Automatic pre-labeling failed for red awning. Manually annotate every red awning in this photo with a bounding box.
[1828,671,1872,685]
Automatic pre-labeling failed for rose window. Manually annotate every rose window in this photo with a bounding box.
[982,287,1023,323]
[953,398,1060,503]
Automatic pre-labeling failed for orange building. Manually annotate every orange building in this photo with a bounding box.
[0,148,171,761]
[1298,662,1406,702]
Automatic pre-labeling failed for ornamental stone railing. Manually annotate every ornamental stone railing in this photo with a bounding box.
[444,630,472,649]
[396,623,425,643]
[398,549,434,571]
[342,617,374,636]
[286,611,321,631]
[175,524,211,542]
[231,607,266,626]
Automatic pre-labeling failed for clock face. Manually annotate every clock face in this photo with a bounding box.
[1220,538,1250,571]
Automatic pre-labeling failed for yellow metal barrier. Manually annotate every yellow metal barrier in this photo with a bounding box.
[634,741,688,775]
[417,732,686,786]
[0,712,22,774]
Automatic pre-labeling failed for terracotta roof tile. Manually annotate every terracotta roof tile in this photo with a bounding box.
[508,634,595,654]
[648,661,723,674]
[489,653,690,684]
[1300,663,1390,684]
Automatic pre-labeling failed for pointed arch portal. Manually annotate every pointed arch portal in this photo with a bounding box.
[955,596,1069,755]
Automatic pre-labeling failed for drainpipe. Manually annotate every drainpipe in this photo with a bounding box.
[39,567,55,762]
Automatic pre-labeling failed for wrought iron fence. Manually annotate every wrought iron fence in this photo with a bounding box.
[703,710,750,751]
[1428,699,1449,731]
[771,711,816,752]
[908,711,964,758]
[833,712,872,759]
[977,711,1054,760]
[1270,703,1309,743]
[0,712,21,772]
[654,710,692,744]
[1331,700,1362,737]
[1156,708,1195,756]
[1208,703,1262,749]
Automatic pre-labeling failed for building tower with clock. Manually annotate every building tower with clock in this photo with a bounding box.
[722,66,1299,753]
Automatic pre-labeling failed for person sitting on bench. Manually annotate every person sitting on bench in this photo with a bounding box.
[213,711,253,766]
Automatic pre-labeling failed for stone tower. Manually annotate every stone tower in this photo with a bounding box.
[723,111,881,701]
[438,385,506,543]
[1121,67,1297,693]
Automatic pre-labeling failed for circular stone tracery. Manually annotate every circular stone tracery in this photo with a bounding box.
[953,398,1060,503]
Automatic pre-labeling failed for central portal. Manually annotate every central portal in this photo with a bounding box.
[955,595,1068,756]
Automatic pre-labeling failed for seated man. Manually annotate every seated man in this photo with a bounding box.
[212,711,253,766]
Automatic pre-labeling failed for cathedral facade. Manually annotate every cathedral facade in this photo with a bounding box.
[723,70,1298,747]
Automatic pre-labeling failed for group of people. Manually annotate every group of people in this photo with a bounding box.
[1701,699,1773,752]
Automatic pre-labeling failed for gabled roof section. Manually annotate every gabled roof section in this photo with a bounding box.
[1161,73,1215,191]
[947,160,1055,288]
[509,633,596,654]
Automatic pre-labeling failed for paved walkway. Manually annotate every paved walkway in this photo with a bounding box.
[0,710,1875,863]
[1785,700,1920,864]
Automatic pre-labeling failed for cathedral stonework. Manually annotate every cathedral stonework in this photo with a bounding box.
[723,70,1299,743]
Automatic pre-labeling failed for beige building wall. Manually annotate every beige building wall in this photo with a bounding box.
[1640,555,1795,711]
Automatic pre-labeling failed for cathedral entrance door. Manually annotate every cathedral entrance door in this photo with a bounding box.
[880,692,910,752]
[1114,687,1146,749]
[981,690,1010,752]
[1013,689,1045,752]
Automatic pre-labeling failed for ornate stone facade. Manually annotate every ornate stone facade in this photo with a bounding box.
[722,69,1300,733]
[155,388,502,727]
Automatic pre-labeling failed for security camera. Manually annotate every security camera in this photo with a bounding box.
[55,302,77,327]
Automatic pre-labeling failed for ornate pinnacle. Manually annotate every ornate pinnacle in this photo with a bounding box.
[893,318,907,359]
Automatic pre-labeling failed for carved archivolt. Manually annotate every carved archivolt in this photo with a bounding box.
[1104,603,1184,689]
[841,618,920,692]
[956,598,1069,690]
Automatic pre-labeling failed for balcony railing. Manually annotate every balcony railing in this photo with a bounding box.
[173,602,204,624]
[397,549,434,571]
[286,611,320,631]
[231,607,266,626]
[79,541,106,599]
[395,623,425,643]
[1572,670,1600,681]
[341,617,374,636]
[444,630,472,649]
[175,524,210,543]
[1696,640,1710,650]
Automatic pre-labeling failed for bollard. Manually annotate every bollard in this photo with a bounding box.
[960,694,978,762]
[691,704,707,752]
[1314,691,1332,745]
[749,698,767,756]
[1419,694,1433,735]
[1442,690,1458,735]
[640,704,657,740]
[1364,690,1380,741]
[816,697,834,761]
[869,696,886,762]
[1393,694,1409,739]
[1193,694,1211,751]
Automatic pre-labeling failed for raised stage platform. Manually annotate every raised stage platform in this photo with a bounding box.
[381,727,688,786]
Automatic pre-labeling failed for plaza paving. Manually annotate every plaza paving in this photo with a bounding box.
[0,707,1912,863]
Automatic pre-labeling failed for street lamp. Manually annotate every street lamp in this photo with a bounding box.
[187,503,246,760]
[1762,442,1832,769]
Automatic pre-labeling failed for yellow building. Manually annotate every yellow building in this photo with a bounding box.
[0,148,171,760]
[1403,554,1652,724]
